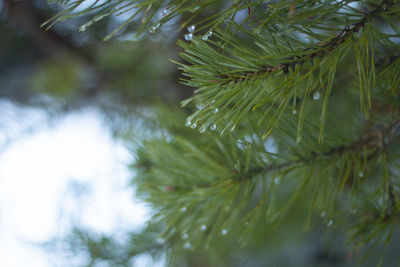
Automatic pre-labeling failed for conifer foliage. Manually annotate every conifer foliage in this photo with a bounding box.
[48,0,400,265]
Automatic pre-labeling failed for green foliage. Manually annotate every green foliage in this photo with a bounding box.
[46,0,400,265]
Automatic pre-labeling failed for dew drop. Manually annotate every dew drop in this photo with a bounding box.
[187,25,196,33]
[213,108,219,114]
[183,242,191,249]
[185,121,191,127]
[201,224,207,231]
[184,33,193,41]
[296,137,302,143]
[358,171,364,177]
[156,237,165,245]
[210,124,216,131]
[221,229,228,235]
[202,31,213,41]
[313,91,321,101]
[79,25,87,32]
[182,233,188,240]
[162,8,169,15]
[180,206,187,213]
[274,177,280,184]
[149,23,160,33]
[199,127,206,133]
[327,220,334,227]
[321,211,327,218]
[190,123,197,129]
[292,109,297,114]
[196,103,204,110]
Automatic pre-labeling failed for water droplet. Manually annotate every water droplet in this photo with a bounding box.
[292,109,297,114]
[185,121,191,127]
[202,31,213,41]
[149,23,160,33]
[180,206,187,213]
[213,108,219,114]
[196,103,204,110]
[313,91,321,101]
[201,225,207,231]
[156,237,165,245]
[182,233,188,239]
[327,220,334,227]
[358,171,364,177]
[221,229,228,235]
[187,25,196,33]
[210,124,216,131]
[161,8,169,16]
[190,123,197,129]
[183,242,191,249]
[199,127,206,133]
[79,25,87,32]
[274,177,280,184]
[184,33,193,41]
[296,137,302,143]
[321,211,327,218]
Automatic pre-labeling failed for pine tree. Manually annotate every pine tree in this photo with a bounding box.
[46,0,400,266]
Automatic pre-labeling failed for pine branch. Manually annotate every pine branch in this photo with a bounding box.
[219,0,395,84]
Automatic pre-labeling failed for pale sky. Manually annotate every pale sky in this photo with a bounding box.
[0,104,155,266]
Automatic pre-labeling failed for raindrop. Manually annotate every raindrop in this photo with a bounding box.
[183,242,191,249]
[199,127,206,133]
[197,103,204,110]
[149,23,160,33]
[190,123,197,129]
[210,124,216,131]
[296,137,302,143]
[182,233,188,240]
[221,229,228,235]
[201,225,207,231]
[213,108,219,114]
[274,177,280,184]
[313,91,321,101]
[180,206,187,213]
[187,25,196,33]
[79,25,87,32]
[321,211,327,218]
[185,121,191,127]
[184,33,193,41]
[327,220,334,227]
[156,237,165,245]
[202,31,213,41]
[292,109,297,114]
[358,171,364,177]
[161,8,169,16]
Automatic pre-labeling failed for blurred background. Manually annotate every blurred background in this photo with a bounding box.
[0,0,184,265]
[0,1,399,267]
